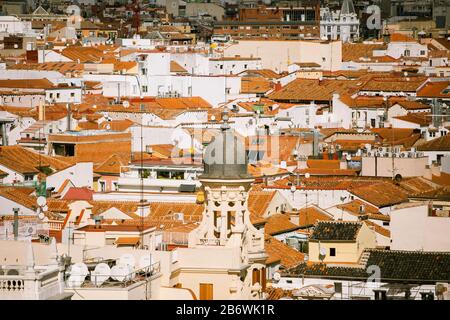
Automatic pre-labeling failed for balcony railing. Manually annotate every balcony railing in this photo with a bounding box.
[162,231,189,246]
[47,220,64,231]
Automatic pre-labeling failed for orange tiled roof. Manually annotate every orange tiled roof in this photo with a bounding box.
[394,112,431,126]
[248,190,277,217]
[264,214,300,235]
[417,81,450,98]
[265,235,305,269]
[342,43,387,62]
[170,61,188,73]
[0,187,37,210]
[360,77,427,92]
[94,153,128,175]
[269,78,361,102]
[240,69,281,79]
[0,145,70,174]
[240,77,274,94]
[349,181,408,207]
[0,79,54,89]
[296,206,332,228]
[390,33,417,43]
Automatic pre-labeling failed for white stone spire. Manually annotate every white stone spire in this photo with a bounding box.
[341,0,356,15]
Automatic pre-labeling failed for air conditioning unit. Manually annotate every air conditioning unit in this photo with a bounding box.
[392,153,398,158]
[375,152,381,157]
[400,152,407,158]
[367,152,372,157]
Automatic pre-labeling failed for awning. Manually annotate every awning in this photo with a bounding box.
[179,184,196,192]
[115,237,140,246]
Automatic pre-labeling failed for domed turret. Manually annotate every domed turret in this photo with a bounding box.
[201,109,252,180]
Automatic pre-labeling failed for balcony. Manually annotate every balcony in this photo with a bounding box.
[0,266,64,300]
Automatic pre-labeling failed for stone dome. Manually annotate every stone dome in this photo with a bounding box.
[200,112,252,180]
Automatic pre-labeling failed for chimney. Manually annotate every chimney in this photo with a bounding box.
[340,158,348,170]
[137,200,150,217]
[297,156,307,169]
[38,101,45,121]
[67,103,72,131]
[274,82,282,91]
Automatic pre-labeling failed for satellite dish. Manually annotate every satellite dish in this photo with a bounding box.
[346,154,352,161]
[91,263,111,286]
[211,115,216,121]
[37,196,47,207]
[122,100,130,108]
[111,264,132,282]
[273,272,281,281]
[319,247,327,261]
[139,255,152,270]
[68,263,88,287]
[305,173,311,179]
[42,205,48,212]
[71,262,89,277]
[67,275,85,288]
[38,211,45,220]
[119,254,136,269]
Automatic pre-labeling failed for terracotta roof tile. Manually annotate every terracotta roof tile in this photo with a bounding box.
[265,235,305,269]
[264,214,300,235]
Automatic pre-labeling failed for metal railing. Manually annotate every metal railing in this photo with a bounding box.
[65,261,161,289]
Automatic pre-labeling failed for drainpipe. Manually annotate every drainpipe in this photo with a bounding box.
[13,207,19,240]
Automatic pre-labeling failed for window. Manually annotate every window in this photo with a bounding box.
[99,181,106,192]
[330,248,336,256]
[404,50,411,57]
[199,283,213,300]
[142,85,148,93]
[420,50,426,55]
[113,182,118,191]
[70,92,75,97]
[24,174,34,181]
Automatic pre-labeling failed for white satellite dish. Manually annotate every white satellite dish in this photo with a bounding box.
[346,154,352,161]
[139,255,152,270]
[37,196,47,207]
[319,247,327,257]
[91,263,111,286]
[305,173,311,179]
[122,100,130,108]
[38,211,45,220]
[68,262,88,287]
[111,264,132,282]
[67,275,85,288]
[42,205,48,212]
[71,262,89,277]
[273,272,281,281]
[211,115,216,121]
[119,254,136,269]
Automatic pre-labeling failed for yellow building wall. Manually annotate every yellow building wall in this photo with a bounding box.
[309,223,377,263]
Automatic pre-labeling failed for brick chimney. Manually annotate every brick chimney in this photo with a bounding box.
[274,82,282,91]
